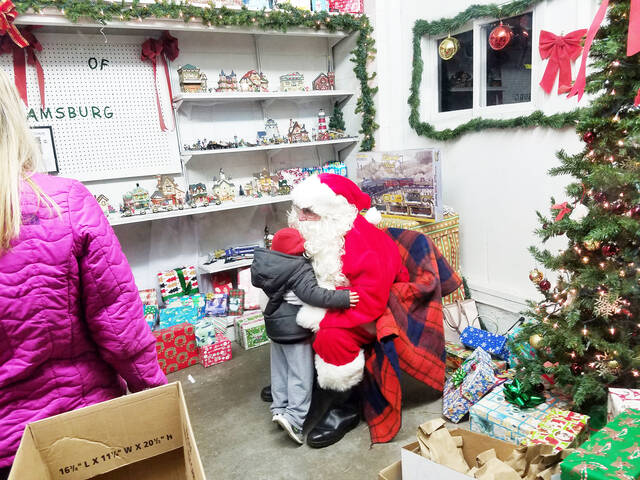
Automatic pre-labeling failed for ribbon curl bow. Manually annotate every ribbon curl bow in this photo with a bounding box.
[0,0,28,48]
[539,29,587,95]
[503,379,545,409]
[141,32,179,132]
[0,25,44,107]
[551,201,572,222]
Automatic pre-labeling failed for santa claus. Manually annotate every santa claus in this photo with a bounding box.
[289,173,407,448]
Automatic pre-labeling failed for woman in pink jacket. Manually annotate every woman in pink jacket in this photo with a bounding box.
[0,72,167,479]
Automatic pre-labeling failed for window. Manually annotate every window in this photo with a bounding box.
[438,31,473,113]
[484,13,533,106]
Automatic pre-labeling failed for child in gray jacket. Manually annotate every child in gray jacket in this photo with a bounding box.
[251,227,358,445]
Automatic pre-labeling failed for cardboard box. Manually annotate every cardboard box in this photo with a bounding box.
[153,323,199,374]
[234,312,269,350]
[378,460,402,480]
[401,429,514,480]
[8,382,205,480]
[199,334,232,367]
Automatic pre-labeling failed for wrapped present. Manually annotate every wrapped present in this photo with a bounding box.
[235,312,269,350]
[560,409,640,480]
[523,408,589,452]
[144,305,158,330]
[442,348,498,423]
[205,292,228,316]
[228,289,245,316]
[199,334,232,367]
[166,293,206,317]
[329,0,363,14]
[158,305,201,329]
[139,288,158,306]
[238,267,261,310]
[607,388,640,422]
[194,318,218,347]
[311,0,329,11]
[153,323,199,374]
[469,384,570,445]
[445,342,508,376]
[460,326,509,360]
[157,265,199,302]
[507,324,536,367]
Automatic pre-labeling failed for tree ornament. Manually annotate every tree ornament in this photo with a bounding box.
[571,363,583,375]
[630,204,640,217]
[582,131,595,144]
[611,199,626,213]
[529,269,544,284]
[602,244,619,257]
[608,360,619,369]
[593,192,607,203]
[438,35,460,61]
[594,294,623,318]
[584,238,601,251]
[617,308,632,318]
[489,22,513,51]
[529,334,543,349]
[538,279,551,291]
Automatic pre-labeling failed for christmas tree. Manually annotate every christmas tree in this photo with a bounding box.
[329,102,346,131]
[515,0,640,424]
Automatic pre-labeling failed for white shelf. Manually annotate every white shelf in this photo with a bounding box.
[173,90,355,110]
[181,138,358,162]
[199,258,253,275]
[109,195,291,226]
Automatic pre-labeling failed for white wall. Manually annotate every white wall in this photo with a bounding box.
[368,0,599,311]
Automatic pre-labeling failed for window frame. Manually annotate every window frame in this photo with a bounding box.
[424,5,544,126]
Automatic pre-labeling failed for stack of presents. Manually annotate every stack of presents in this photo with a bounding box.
[140,265,270,375]
[406,313,640,479]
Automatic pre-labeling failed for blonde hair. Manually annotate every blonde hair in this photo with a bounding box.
[0,69,58,252]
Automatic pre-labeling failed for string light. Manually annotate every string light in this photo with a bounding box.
[612,60,620,67]
[600,262,607,269]
[582,325,589,336]
[582,256,590,264]
[618,140,624,146]
[570,352,576,359]
[633,370,639,377]
[553,323,559,329]
[619,269,626,277]
[613,114,620,122]
[611,89,617,95]
[609,327,616,336]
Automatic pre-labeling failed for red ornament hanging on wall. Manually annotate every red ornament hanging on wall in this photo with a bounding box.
[489,22,513,51]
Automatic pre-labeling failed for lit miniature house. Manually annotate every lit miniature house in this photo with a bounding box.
[188,183,209,206]
[212,169,236,201]
[312,72,335,90]
[178,64,208,93]
[216,70,239,92]
[287,119,310,143]
[239,70,269,92]
[279,72,305,92]
[265,118,280,140]
[156,175,185,206]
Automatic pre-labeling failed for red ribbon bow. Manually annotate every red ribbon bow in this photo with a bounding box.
[0,0,29,48]
[570,0,640,105]
[141,32,179,132]
[0,25,44,107]
[551,202,572,222]
[539,29,587,95]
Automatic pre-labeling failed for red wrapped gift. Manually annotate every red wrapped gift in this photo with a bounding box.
[199,334,232,367]
[329,0,363,14]
[153,322,199,374]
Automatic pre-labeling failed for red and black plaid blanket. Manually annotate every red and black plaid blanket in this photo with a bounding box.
[362,228,462,444]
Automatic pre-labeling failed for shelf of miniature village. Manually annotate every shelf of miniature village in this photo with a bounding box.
[181,138,358,162]
[199,258,254,275]
[109,195,292,226]
[173,90,355,110]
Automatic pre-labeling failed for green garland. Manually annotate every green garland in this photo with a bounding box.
[13,1,377,151]
[409,0,582,141]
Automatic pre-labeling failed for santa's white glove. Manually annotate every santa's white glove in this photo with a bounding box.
[283,291,303,305]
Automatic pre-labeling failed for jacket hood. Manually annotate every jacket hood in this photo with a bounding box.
[251,248,307,294]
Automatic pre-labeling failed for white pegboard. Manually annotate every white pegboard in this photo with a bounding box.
[0,33,181,182]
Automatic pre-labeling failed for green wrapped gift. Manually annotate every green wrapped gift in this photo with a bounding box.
[560,409,640,480]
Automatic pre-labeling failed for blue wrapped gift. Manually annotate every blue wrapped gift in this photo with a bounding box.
[194,318,218,347]
[312,0,329,11]
[158,305,200,329]
[460,326,509,360]
[165,293,206,317]
[144,305,158,330]
[243,0,272,9]
[507,324,536,367]
[205,293,228,316]
[442,347,498,423]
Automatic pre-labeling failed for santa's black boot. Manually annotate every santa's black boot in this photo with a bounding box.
[306,387,360,448]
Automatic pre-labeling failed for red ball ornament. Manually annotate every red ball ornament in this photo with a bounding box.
[611,200,626,213]
[539,279,551,291]
[582,131,595,144]
[593,192,607,203]
[571,363,583,375]
[618,308,632,318]
[489,22,513,51]
[602,244,619,257]
[630,205,640,217]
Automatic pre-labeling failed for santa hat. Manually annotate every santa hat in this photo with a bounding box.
[291,174,381,224]
[271,228,306,255]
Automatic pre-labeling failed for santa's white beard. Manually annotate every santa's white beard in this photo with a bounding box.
[288,203,357,289]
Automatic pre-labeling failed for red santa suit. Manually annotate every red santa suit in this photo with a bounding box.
[290,174,408,391]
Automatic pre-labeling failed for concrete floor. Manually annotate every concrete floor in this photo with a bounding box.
[168,343,469,480]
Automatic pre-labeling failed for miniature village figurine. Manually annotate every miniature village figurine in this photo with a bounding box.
[239,70,269,92]
[212,168,236,202]
[265,118,281,142]
[187,183,210,208]
[312,72,335,91]
[215,70,239,92]
[279,72,305,92]
[178,64,208,93]
[287,119,310,143]
[120,184,151,217]
[317,108,329,141]
[151,176,185,213]
[257,168,278,196]
[95,194,117,217]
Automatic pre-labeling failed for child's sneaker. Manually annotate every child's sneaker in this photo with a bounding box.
[272,413,283,429]
[275,415,304,445]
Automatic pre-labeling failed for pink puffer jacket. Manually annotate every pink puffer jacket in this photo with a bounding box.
[0,174,167,468]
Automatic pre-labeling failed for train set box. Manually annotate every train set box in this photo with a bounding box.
[353,149,442,221]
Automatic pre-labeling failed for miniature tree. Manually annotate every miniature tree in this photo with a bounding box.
[329,102,346,131]
[515,0,640,425]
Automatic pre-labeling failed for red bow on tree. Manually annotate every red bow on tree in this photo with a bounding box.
[551,202,572,222]
[0,25,44,107]
[570,0,640,105]
[539,29,587,95]
[0,0,29,48]
[141,32,179,132]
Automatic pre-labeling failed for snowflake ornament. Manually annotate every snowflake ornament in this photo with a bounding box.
[594,294,623,318]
